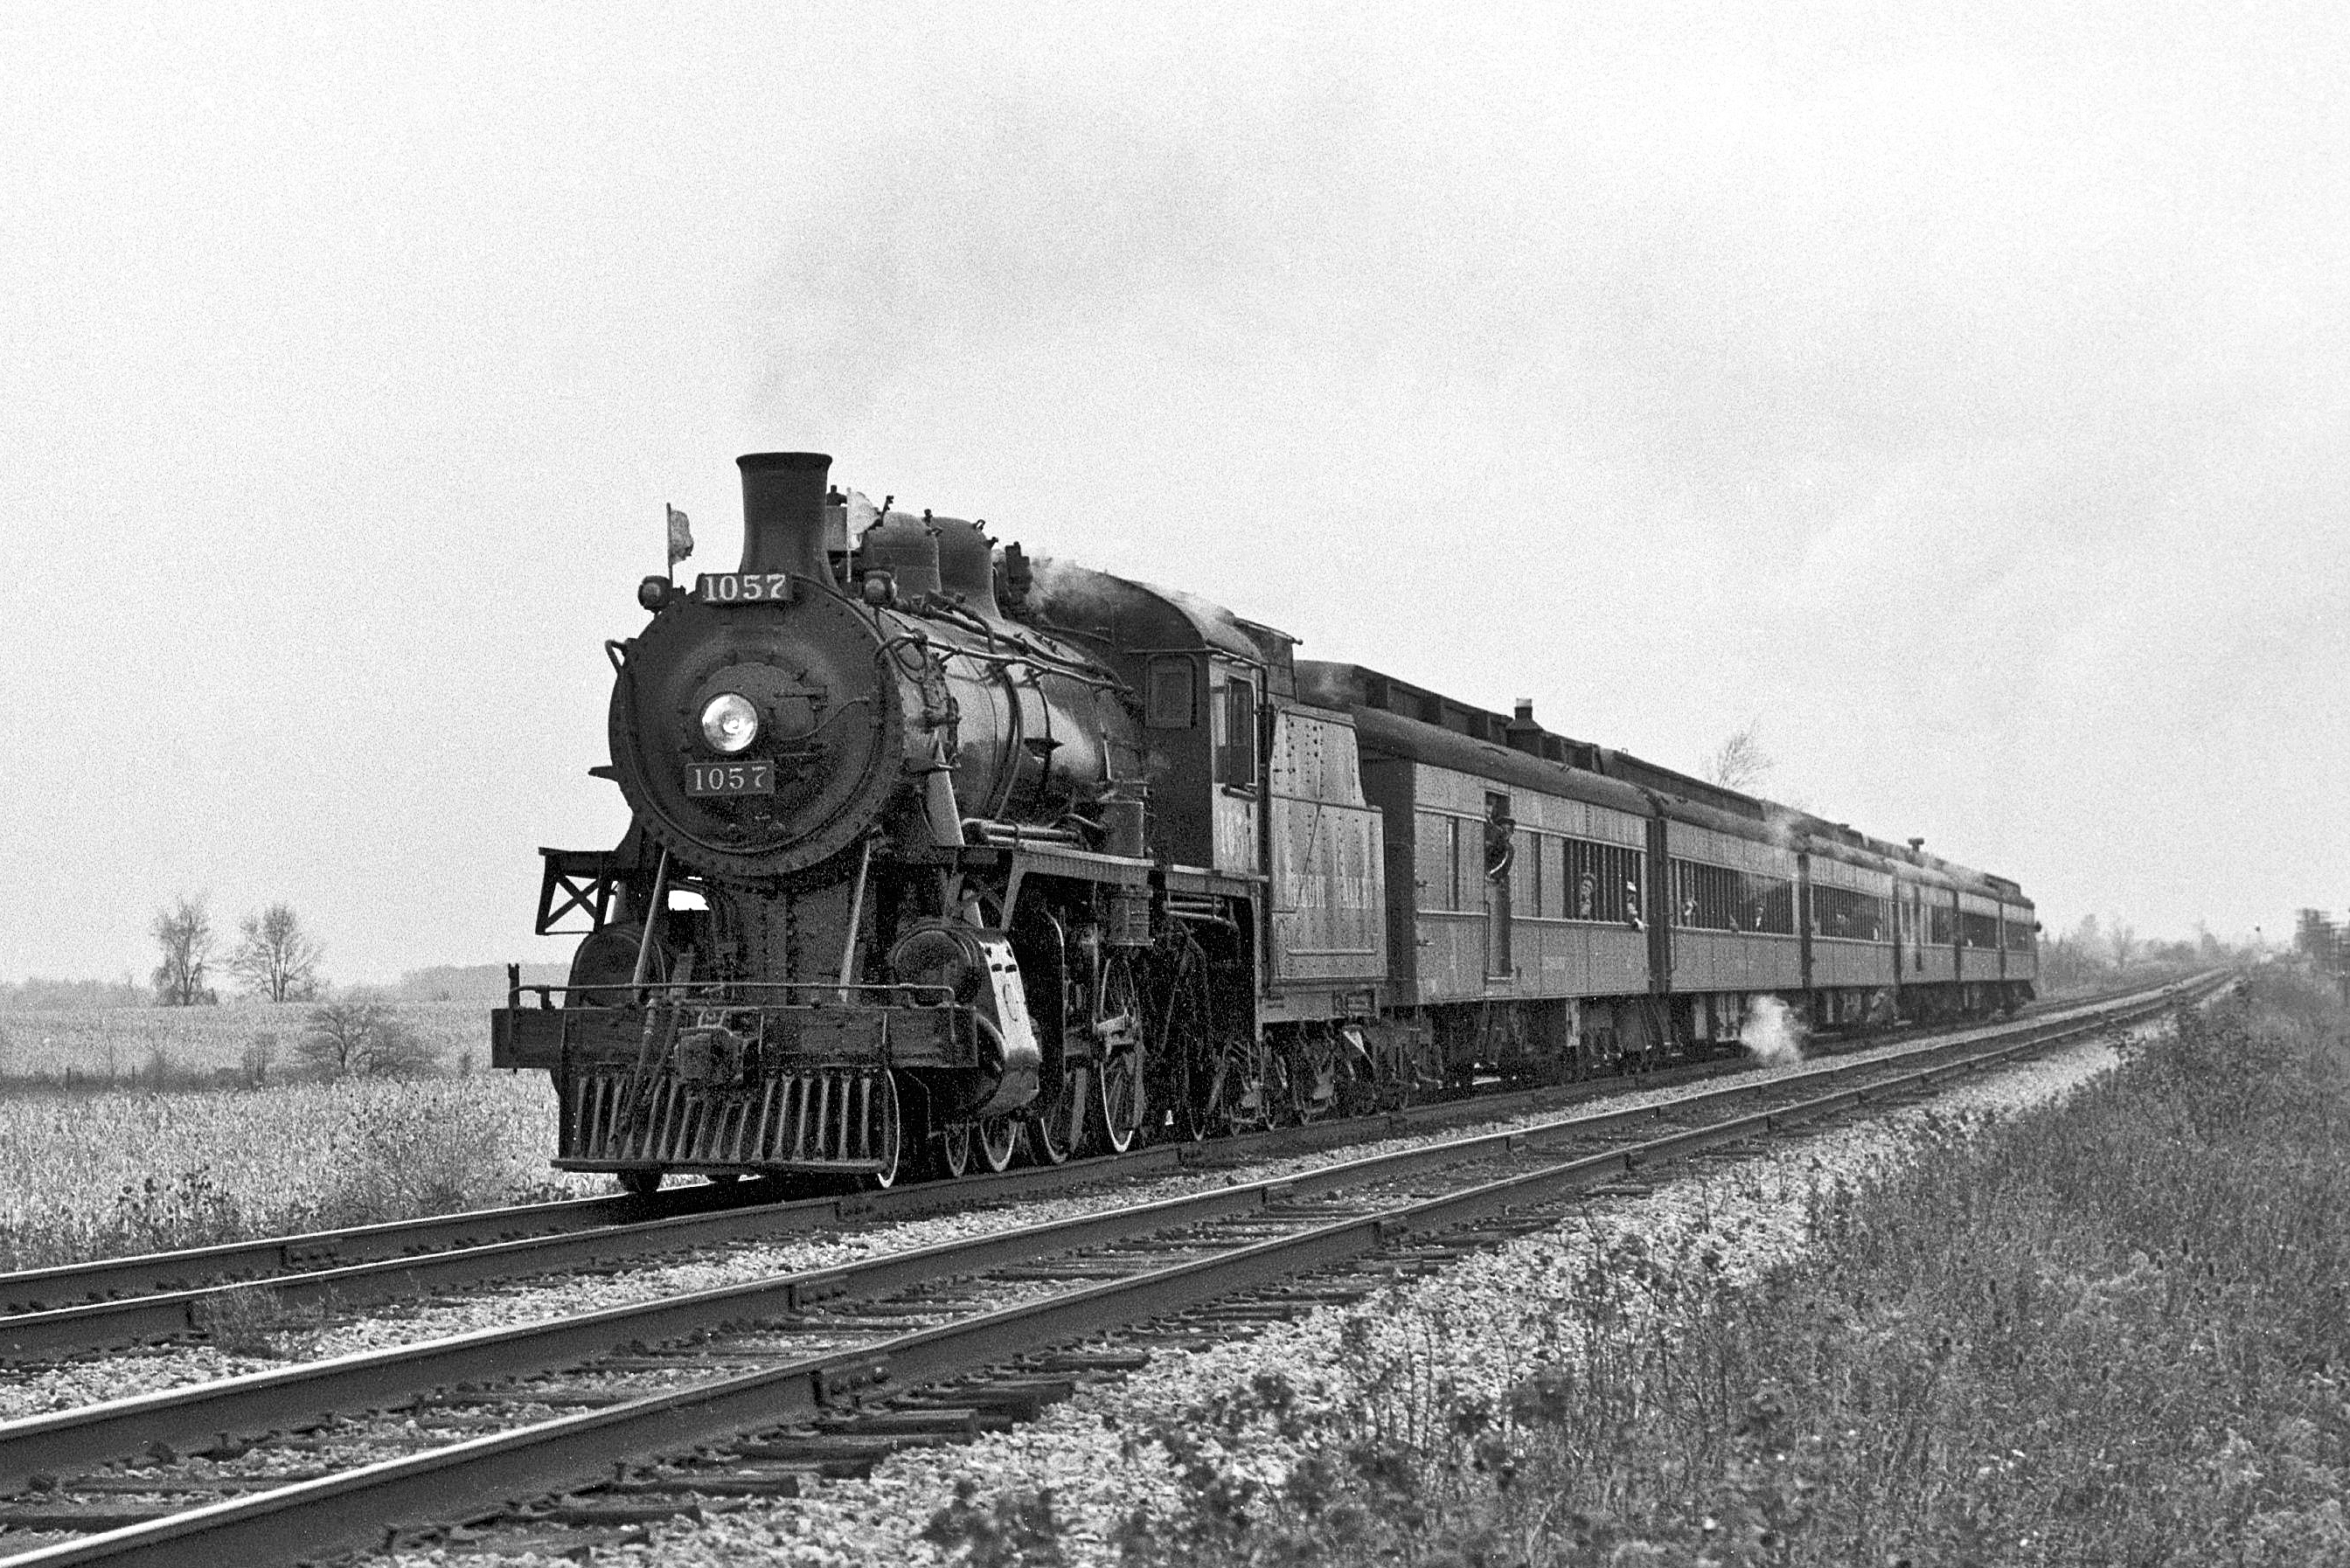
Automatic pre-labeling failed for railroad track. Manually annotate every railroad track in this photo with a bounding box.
[0,975,2222,1566]
[0,978,2193,1364]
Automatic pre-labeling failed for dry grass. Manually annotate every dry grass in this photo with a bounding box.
[0,1073,601,1273]
[935,968,2350,1566]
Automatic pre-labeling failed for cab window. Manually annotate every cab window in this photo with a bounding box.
[1145,656,1197,728]
[1213,676,1258,786]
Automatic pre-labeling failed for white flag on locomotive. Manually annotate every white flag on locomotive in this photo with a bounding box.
[666,504,693,568]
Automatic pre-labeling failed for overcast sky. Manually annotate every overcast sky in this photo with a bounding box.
[3,3,2342,985]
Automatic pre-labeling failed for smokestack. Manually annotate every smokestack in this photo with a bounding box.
[737,452,832,580]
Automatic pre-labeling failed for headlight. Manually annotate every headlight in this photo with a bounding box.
[699,692,760,753]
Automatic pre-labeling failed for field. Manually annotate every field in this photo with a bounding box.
[0,994,608,1273]
[0,1073,600,1273]
[939,967,2350,1565]
[0,998,488,1086]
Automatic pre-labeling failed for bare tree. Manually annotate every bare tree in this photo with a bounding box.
[297,993,439,1079]
[229,903,323,1002]
[150,893,216,1006]
[1705,718,1774,793]
[2108,921,2140,970]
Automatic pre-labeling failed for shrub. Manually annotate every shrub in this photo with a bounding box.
[313,1090,515,1220]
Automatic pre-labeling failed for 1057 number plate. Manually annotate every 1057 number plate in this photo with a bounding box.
[685,761,775,796]
[696,572,794,605]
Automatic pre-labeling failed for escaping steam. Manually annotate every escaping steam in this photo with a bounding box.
[1739,994,1807,1066]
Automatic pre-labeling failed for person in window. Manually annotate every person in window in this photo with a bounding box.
[1623,881,1644,930]
[1577,871,1596,920]
[1483,813,1515,881]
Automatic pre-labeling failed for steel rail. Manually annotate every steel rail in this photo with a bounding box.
[0,1176,782,1316]
[0,1114,1505,1361]
[0,974,2194,1342]
[0,975,2221,1568]
[0,977,2212,1526]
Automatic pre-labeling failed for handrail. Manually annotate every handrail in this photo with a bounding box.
[511,980,956,1009]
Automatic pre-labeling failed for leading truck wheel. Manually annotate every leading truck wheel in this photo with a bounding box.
[616,1168,665,1196]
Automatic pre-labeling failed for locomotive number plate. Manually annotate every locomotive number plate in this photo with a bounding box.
[696,572,795,605]
[684,760,775,796]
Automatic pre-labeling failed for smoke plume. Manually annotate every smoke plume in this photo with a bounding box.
[1739,993,1807,1067]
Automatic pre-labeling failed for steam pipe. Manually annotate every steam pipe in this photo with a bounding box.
[837,836,874,999]
[629,847,671,999]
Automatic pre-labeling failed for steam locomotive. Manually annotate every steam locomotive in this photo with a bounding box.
[490,452,2038,1190]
